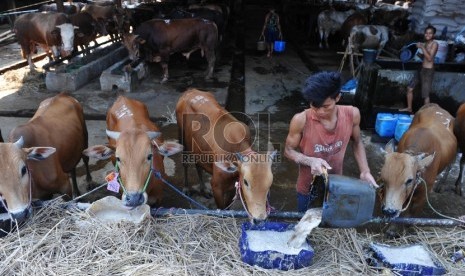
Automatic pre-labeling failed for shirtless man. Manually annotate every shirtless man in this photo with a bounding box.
[400,25,438,113]
[284,71,378,212]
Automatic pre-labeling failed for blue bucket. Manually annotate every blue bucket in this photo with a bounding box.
[400,43,417,63]
[375,113,398,138]
[394,115,413,142]
[274,41,286,53]
[362,49,377,64]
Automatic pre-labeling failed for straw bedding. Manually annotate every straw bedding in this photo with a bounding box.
[1,198,464,275]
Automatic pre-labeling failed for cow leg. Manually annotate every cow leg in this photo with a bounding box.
[195,164,212,198]
[69,168,81,198]
[318,28,324,48]
[455,155,465,196]
[182,162,192,195]
[205,51,216,80]
[83,155,93,183]
[160,63,169,84]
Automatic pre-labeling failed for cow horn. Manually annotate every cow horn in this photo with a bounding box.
[14,136,24,148]
[106,129,121,140]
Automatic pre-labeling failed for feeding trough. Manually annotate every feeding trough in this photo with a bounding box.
[45,43,128,92]
[100,58,149,93]
[239,221,314,270]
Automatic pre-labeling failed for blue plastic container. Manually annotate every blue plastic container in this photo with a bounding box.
[274,41,286,53]
[400,43,418,63]
[395,115,413,142]
[239,222,314,270]
[363,49,378,65]
[370,243,446,275]
[375,113,398,138]
[321,174,376,228]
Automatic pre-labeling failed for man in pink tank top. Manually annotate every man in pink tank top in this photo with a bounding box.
[284,71,378,212]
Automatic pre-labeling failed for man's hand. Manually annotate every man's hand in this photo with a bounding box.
[360,171,379,189]
[298,156,332,175]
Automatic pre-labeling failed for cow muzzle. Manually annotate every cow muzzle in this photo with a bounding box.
[60,49,73,58]
[10,205,32,221]
[123,192,147,207]
[382,206,400,218]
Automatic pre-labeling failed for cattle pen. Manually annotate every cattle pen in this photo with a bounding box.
[1,0,465,275]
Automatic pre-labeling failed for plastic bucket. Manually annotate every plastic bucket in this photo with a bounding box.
[321,174,376,228]
[257,40,266,51]
[362,49,377,64]
[394,115,413,142]
[399,43,417,62]
[375,113,398,138]
[274,41,286,53]
[435,40,448,63]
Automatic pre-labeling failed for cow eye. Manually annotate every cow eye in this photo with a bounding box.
[405,179,413,186]
[147,153,153,161]
[116,156,121,163]
[243,179,249,187]
[21,165,27,177]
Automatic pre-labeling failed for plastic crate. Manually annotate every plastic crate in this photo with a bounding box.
[239,221,314,270]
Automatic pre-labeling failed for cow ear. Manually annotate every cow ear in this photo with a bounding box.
[106,129,121,140]
[215,161,237,173]
[136,37,146,44]
[384,139,396,154]
[417,152,435,171]
[157,140,183,157]
[24,147,56,161]
[83,145,114,160]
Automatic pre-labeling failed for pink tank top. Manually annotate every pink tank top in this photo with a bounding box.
[296,105,354,194]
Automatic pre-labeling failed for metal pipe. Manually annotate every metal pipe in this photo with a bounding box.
[150,208,305,219]
[367,217,463,227]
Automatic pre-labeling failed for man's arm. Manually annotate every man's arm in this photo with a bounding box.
[285,111,331,175]
[418,41,438,63]
[350,106,378,188]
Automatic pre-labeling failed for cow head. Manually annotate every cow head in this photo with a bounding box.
[379,140,435,218]
[122,33,146,61]
[215,150,277,223]
[53,23,78,57]
[0,137,56,221]
[83,130,182,208]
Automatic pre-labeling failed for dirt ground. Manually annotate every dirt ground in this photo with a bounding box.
[1,3,465,228]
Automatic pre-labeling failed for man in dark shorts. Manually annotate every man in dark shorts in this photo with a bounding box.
[400,25,438,113]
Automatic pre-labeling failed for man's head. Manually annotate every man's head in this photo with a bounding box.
[302,71,341,108]
[425,25,436,35]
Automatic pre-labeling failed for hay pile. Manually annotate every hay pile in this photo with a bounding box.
[1,199,464,275]
[0,68,45,94]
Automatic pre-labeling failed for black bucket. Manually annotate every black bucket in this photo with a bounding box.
[320,174,376,228]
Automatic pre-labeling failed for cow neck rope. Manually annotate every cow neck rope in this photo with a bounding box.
[418,176,465,224]
[114,161,152,195]
[0,165,32,220]
[231,151,273,219]
[400,172,421,213]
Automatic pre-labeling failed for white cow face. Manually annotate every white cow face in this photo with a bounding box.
[56,23,77,56]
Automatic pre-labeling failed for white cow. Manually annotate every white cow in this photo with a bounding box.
[317,9,355,48]
[348,25,390,55]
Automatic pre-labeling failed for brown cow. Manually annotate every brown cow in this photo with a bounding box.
[83,96,183,207]
[4,93,92,219]
[69,11,100,54]
[122,18,218,83]
[454,103,465,196]
[380,104,457,219]
[0,138,55,220]
[176,89,277,223]
[82,4,125,41]
[13,12,77,70]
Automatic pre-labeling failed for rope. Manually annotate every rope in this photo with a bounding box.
[69,182,107,203]
[152,171,208,210]
[418,176,465,224]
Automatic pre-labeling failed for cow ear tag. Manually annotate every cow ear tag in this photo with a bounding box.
[105,171,120,193]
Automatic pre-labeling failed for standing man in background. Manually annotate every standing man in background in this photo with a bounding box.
[261,6,282,58]
[400,25,438,113]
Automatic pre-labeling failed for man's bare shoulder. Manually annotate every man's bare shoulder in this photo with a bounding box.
[289,110,307,131]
